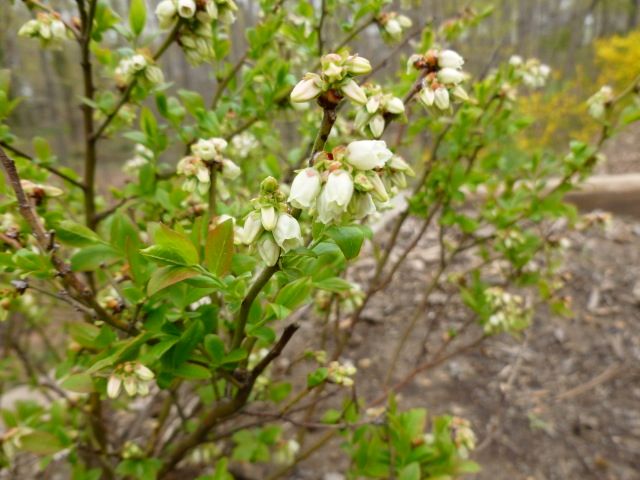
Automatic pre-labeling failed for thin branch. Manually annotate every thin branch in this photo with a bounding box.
[0,141,85,189]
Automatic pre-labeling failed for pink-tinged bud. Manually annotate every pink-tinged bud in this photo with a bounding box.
[290,75,322,103]
[288,168,321,209]
[341,79,367,105]
[434,87,450,110]
[438,50,464,69]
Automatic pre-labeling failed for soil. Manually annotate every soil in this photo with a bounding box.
[287,211,640,480]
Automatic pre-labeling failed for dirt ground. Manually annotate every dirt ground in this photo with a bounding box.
[282,211,640,480]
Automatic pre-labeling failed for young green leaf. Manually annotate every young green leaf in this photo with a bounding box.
[205,219,234,276]
[129,0,146,36]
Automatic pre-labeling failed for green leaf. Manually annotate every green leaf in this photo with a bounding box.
[307,367,328,388]
[205,219,234,276]
[71,244,120,271]
[129,0,146,36]
[314,277,353,293]
[274,277,312,310]
[326,226,365,260]
[398,462,420,480]
[68,323,101,348]
[170,320,204,367]
[60,373,95,393]
[154,224,199,264]
[172,362,211,380]
[141,245,193,266]
[221,348,247,365]
[147,266,198,296]
[18,431,64,455]
[32,136,52,163]
[204,334,225,364]
[56,220,104,247]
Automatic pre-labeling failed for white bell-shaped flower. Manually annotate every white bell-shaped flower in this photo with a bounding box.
[434,87,450,110]
[345,140,393,170]
[291,74,322,103]
[437,68,464,85]
[438,50,464,69]
[221,159,241,180]
[177,0,197,18]
[273,213,303,252]
[241,211,262,245]
[316,170,353,224]
[258,233,280,266]
[288,168,321,209]
[341,79,367,105]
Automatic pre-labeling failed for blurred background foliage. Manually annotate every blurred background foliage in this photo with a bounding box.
[0,0,638,167]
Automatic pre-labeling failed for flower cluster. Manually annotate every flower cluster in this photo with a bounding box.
[483,287,530,334]
[106,362,154,398]
[509,56,551,88]
[376,12,413,42]
[587,85,614,119]
[288,140,413,224]
[408,49,469,111]
[290,52,372,106]
[114,53,164,89]
[327,360,357,387]
[156,0,237,65]
[354,84,405,138]
[18,13,68,48]
[123,143,154,174]
[238,177,303,266]
[176,137,241,196]
[450,416,477,458]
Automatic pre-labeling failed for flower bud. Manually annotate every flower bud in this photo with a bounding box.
[18,20,39,37]
[384,19,402,39]
[192,138,218,160]
[366,96,380,114]
[260,176,279,194]
[341,79,367,105]
[261,206,277,231]
[345,55,372,75]
[353,172,374,192]
[107,375,122,399]
[177,0,197,18]
[388,155,415,175]
[156,0,177,27]
[288,167,321,209]
[290,75,322,103]
[385,96,405,114]
[322,62,344,82]
[346,140,393,170]
[51,20,66,40]
[273,213,303,252]
[452,84,469,101]
[350,192,376,219]
[145,66,164,85]
[509,55,523,66]
[130,54,147,72]
[437,68,464,85]
[258,233,280,266]
[221,159,241,180]
[438,50,464,69]
[397,15,412,28]
[354,108,371,130]
[434,87,450,110]
[369,114,385,138]
[367,172,389,202]
[419,86,435,107]
[134,364,154,381]
[124,376,137,396]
